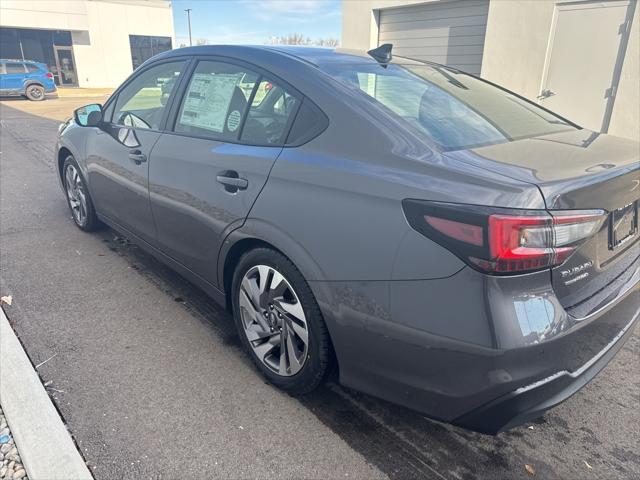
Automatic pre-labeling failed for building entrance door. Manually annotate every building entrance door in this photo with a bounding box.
[53,46,78,86]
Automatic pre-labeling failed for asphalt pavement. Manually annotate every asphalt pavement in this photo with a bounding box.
[0,97,638,480]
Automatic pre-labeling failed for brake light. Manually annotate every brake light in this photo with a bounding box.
[404,200,606,275]
[46,72,54,79]
[425,216,483,246]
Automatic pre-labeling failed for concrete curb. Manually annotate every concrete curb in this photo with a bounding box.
[0,308,93,480]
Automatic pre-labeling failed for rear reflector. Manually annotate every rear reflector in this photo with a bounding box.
[403,200,606,275]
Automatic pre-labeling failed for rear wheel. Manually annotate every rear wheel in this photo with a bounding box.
[232,248,332,394]
[62,156,100,231]
[25,84,45,101]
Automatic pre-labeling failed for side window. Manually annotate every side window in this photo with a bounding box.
[5,63,26,74]
[174,61,258,141]
[112,61,186,130]
[102,99,116,124]
[240,79,300,145]
[285,98,328,145]
[26,64,40,73]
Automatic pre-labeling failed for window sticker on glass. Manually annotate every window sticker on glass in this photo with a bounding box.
[180,73,241,133]
[227,110,241,132]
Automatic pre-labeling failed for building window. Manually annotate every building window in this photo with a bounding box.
[129,35,172,70]
[0,27,74,86]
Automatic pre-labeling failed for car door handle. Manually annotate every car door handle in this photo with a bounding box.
[128,149,147,164]
[216,170,249,193]
[217,176,248,188]
[217,171,248,192]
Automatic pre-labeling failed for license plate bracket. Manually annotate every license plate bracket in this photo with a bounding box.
[609,201,638,250]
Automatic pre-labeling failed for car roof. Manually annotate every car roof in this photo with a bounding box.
[262,46,371,65]
[156,45,426,69]
[1,59,43,65]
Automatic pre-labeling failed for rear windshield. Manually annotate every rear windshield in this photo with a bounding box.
[320,61,577,150]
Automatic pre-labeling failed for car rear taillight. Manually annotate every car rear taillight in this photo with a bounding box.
[403,200,606,275]
[46,72,54,79]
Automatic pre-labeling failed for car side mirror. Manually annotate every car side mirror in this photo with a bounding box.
[74,103,103,127]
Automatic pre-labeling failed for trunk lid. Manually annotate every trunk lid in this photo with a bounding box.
[445,129,640,312]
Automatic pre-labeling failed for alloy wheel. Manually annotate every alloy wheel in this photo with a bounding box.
[64,164,87,226]
[238,265,309,376]
[28,86,43,99]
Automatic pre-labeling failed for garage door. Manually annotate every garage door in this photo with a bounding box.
[378,0,490,75]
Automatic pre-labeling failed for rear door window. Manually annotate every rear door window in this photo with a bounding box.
[5,63,26,74]
[240,79,300,145]
[173,60,301,146]
[174,60,259,142]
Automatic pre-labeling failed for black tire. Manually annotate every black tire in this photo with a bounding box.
[62,156,101,232]
[231,247,333,394]
[25,84,45,101]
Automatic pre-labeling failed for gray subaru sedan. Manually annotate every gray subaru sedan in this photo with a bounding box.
[55,45,639,434]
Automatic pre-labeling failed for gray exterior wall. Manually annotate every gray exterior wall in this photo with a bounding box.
[377,0,489,74]
[341,0,640,141]
[481,0,639,141]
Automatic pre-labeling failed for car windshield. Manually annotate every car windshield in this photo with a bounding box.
[320,61,577,151]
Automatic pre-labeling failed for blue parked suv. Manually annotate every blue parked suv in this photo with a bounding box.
[0,59,57,101]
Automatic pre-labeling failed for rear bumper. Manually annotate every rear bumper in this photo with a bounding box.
[313,260,639,434]
[43,82,57,96]
[453,307,638,434]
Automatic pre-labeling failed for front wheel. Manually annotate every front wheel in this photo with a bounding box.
[232,248,333,394]
[25,84,45,101]
[62,156,101,231]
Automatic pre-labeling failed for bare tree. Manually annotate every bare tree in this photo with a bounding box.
[315,38,339,47]
[266,33,311,45]
[265,34,339,47]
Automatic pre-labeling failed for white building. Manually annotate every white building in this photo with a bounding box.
[342,0,639,141]
[0,0,175,88]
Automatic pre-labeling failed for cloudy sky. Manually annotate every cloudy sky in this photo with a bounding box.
[172,0,342,46]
